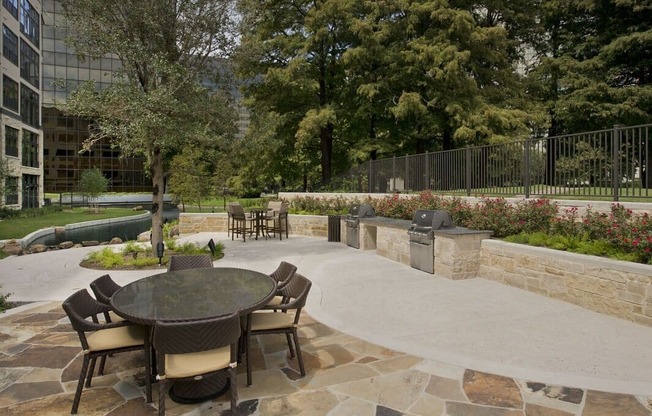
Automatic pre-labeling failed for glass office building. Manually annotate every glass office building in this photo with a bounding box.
[41,0,149,193]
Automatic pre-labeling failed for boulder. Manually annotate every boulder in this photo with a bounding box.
[168,225,180,238]
[27,244,48,254]
[54,227,65,235]
[73,244,83,248]
[58,241,74,249]
[137,231,151,242]
[81,240,99,247]
[3,240,23,256]
[133,205,143,211]
[109,237,124,245]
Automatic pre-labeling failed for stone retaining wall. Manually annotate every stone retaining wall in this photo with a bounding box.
[179,212,652,328]
[479,239,652,327]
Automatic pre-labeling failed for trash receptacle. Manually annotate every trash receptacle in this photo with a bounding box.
[327,215,341,242]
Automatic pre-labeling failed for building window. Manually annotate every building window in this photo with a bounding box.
[4,126,19,157]
[2,75,19,111]
[2,25,18,65]
[19,39,39,87]
[2,0,18,19]
[5,177,18,205]
[20,83,39,127]
[22,173,38,208]
[21,128,38,167]
[19,0,38,47]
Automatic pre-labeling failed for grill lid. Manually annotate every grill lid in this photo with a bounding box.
[348,203,376,219]
[409,210,455,230]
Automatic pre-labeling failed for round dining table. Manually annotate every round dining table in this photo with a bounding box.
[111,267,276,403]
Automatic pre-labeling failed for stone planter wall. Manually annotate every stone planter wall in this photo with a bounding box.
[435,230,493,280]
[178,213,329,238]
[479,239,652,327]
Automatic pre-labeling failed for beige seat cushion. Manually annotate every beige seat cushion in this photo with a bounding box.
[164,346,231,379]
[109,311,125,322]
[86,324,146,352]
[266,296,284,306]
[251,312,294,331]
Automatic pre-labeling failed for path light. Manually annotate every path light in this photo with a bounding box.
[156,242,165,266]
[207,239,216,256]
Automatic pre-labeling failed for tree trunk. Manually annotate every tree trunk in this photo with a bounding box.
[150,148,165,256]
[320,123,333,185]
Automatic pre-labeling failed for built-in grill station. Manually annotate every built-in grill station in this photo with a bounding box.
[344,203,376,249]
[408,210,455,273]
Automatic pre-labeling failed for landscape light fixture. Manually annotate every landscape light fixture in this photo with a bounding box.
[156,242,165,266]
[208,238,216,256]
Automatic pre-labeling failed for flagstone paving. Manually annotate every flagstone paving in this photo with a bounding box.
[0,302,650,415]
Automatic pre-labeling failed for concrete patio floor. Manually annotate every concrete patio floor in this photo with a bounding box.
[0,232,651,415]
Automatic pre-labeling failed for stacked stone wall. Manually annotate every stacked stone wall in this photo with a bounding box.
[479,240,652,327]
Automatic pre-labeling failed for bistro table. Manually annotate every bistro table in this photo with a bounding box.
[248,207,269,240]
[111,267,276,403]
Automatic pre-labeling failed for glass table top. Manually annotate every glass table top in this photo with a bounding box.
[111,267,276,324]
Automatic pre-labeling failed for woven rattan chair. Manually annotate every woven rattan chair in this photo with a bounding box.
[229,203,253,241]
[244,273,312,386]
[264,202,289,240]
[167,254,214,272]
[264,261,298,309]
[89,274,125,322]
[62,289,151,414]
[153,312,241,416]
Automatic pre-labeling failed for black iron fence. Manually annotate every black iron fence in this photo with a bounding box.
[332,124,652,201]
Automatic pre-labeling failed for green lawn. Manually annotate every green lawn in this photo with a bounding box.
[0,208,145,240]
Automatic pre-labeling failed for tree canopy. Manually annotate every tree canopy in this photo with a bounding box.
[60,0,238,250]
[234,0,650,191]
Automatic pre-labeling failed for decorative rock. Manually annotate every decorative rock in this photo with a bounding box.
[109,237,124,245]
[3,240,23,255]
[132,205,143,211]
[137,231,150,242]
[463,370,523,409]
[73,244,83,248]
[54,227,65,235]
[27,244,48,254]
[99,241,109,245]
[168,224,180,238]
[58,241,74,249]
[81,240,99,247]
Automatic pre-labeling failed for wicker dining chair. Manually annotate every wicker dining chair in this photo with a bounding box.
[264,202,289,240]
[89,274,124,321]
[62,289,151,414]
[152,312,241,416]
[167,254,214,272]
[229,203,253,241]
[244,273,312,386]
[264,261,298,309]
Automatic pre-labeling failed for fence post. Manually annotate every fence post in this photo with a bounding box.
[465,146,472,196]
[368,161,373,193]
[405,155,409,191]
[392,156,396,191]
[524,138,531,198]
[612,125,621,202]
[425,152,430,190]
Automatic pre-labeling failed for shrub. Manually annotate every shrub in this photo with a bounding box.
[131,257,161,268]
[0,289,12,313]
[86,247,124,268]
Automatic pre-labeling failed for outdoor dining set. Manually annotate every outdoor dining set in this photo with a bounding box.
[61,256,312,415]
[227,201,289,242]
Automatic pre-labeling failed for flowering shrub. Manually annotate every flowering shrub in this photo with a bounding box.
[282,192,652,264]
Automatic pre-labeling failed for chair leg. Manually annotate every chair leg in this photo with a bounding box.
[292,328,306,377]
[245,315,252,386]
[229,366,238,414]
[72,355,90,414]
[98,355,107,375]
[85,357,97,387]
[145,336,152,403]
[158,379,169,416]
[286,333,296,358]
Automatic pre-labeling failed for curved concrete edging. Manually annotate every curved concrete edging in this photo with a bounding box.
[9,211,151,248]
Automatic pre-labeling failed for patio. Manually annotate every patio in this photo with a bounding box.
[0,233,651,415]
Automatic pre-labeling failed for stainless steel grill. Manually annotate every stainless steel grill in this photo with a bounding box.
[408,210,454,273]
[344,204,376,249]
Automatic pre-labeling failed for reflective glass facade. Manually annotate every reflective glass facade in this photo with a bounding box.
[41,0,148,192]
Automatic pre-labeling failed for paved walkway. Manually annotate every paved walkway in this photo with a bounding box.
[0,232,651,415]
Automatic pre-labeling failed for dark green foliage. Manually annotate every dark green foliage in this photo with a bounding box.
[0,205,63,220]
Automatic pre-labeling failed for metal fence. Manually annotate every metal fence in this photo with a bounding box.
[331,124,652,201]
